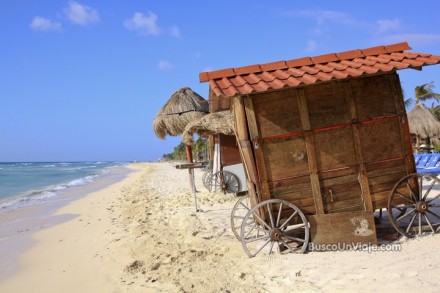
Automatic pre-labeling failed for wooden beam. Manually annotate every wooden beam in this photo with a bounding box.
[244,96,271,201]
[344,81,374,212]
[297,89,325,214]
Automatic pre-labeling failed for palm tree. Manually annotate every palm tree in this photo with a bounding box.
[415,81,440,104]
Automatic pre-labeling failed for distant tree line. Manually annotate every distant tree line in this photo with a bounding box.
[162,138,209,161]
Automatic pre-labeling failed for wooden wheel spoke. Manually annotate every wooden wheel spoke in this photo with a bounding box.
[405,181,419,202]
[252,211,272,231]
[418,213,423,236]
[245,235,270,244]
[279,239,299,254]
[239,202,250,211]
[427,209,440,220]
[426,193,440,204]
[276,203,283,227]
[250,238,272,257]
[406,212,418,234]
[283,235,306,243]
[279,210,298,230]
[269,241,275,255]
[424,214,436,233]
[267,203,275,228]
[422,180,436,201]
[396,208,415,222]
[396,191,415,204]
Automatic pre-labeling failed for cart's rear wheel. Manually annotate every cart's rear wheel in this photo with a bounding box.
[388,173,440,238]
[209,171,240,194]
[230,194,251,240]
[240,199,309,257]
[202,169,212,190]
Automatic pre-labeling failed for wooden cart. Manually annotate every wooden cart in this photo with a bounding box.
[200,42,440,257]
[202,134,246,194]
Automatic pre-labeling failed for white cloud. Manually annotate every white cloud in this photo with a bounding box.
[170,26,181,38]
[376,18,401,33]
[306,39,318,52]
[30,16,62,32]
[124,12,161,35]
[64,1,100,25]
[158,60,173,70]
[289,9,356,26]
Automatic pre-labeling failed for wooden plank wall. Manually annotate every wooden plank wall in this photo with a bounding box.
[240,72,414,214]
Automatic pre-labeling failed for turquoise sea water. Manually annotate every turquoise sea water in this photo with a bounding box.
[0,162,127,212]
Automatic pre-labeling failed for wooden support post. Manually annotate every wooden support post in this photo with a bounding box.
[232,96,261,203]
[244,96,271,201]
[297,89,325,215]
[343,81,374,212]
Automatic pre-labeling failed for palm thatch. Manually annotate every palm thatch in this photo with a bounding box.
[182,111,234,145]
[408,103,440,139]
[153,87,209,139]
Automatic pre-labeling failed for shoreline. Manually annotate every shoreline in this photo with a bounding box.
[0,164,133,282]
[0,162,439,292]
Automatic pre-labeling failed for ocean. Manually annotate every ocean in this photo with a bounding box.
[0,162,128,213]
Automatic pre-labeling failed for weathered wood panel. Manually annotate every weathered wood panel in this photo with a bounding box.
[308,211,377,246]
[261,136,309,180]
[350,74,398,121]
[314,126,357,171]
[359,117,404,163]
[251,89,302,138]
[305,82,351,129]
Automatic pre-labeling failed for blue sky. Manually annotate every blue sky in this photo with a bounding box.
[1,1,439,162]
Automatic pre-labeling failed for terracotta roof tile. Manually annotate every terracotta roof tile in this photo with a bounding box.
[260,61,287,71]
[286,57,314,67]
[235,64,261,75]
[362,45,388,56]
[259,71,276,82]
[301,65,319,75]
[359,65,379,75]
[312,53,339,64]
[200,42,440,98]
[337,49,365,60]
[242,73,261,85]
[385,42,411,52]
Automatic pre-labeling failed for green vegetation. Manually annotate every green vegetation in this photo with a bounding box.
[162,138,209,161]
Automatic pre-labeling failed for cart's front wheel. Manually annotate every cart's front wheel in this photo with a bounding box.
[388,173,440,238]
[231,194,251,240]
[240,199,309,257]
[209,171,240,194]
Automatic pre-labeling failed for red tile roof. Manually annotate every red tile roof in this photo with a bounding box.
[199,42,440,98]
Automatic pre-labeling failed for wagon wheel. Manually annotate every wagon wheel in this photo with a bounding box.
[240,199,309,257]
[230,194,251,240]
[209,171,240,194]
[202,169,213,190]
[388,173,440,238]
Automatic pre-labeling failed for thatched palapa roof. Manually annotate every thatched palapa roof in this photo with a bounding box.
[182,111,234,145]
[408,103,440,138]
[153,87,209,139]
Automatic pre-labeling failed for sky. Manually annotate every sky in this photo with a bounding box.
[0,0,439,162]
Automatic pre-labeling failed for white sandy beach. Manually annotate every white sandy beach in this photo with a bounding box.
[0,162,439,292]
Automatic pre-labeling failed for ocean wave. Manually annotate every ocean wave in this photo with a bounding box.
[43,164,56,168]
[0,174,98,212]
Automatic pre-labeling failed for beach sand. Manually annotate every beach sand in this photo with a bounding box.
[1,162,439,292]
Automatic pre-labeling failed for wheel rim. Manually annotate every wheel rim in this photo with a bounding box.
[202,169,213,190]
[210,171,240,194]
[388,173,440,238]
[230,194,251,240]
[240,199,309,257]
